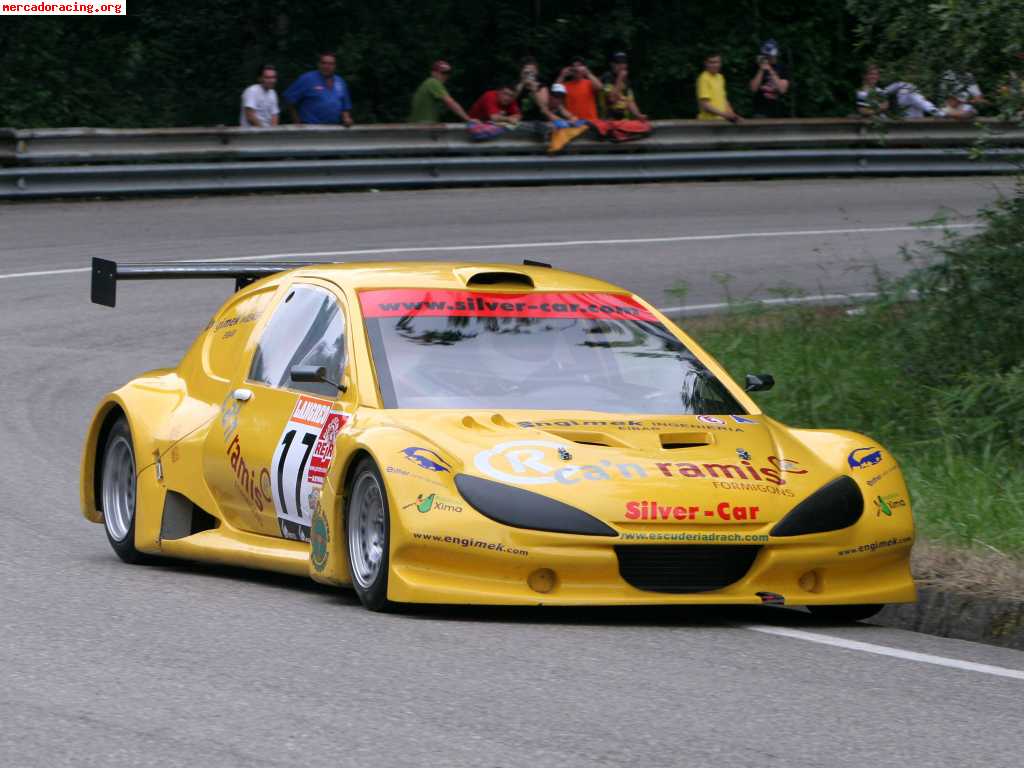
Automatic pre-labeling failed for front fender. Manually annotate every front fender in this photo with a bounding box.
[311,420,462,587]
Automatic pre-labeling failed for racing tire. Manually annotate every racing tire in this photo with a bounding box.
[99,417,151,564]
[807,604,884,623]
[345,458,395,612]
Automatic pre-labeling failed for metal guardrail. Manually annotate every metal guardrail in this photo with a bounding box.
[0,119,1019,198]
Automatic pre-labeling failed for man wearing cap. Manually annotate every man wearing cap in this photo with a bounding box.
[556,56,602,122]
[283,51,353,126]
[600,52,648,120]
[748,39,790,118]
[409,61,474,123]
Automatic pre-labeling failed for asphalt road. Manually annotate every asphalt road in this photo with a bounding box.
[1,178,1022,768]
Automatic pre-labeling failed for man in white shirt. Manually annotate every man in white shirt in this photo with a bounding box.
[240,65,280,128]
[883,82,940,118]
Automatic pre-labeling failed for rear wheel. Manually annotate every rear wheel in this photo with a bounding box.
[100,417,150,564]
[808,604,884,623]
[345,458,395,612]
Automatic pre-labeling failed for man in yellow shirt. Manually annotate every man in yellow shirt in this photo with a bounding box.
[697,53,741,122]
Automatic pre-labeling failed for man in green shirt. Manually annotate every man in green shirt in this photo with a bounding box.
[409,60,473,123]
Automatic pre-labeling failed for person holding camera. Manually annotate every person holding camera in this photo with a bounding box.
[600,51,648,120]
[748,39,790,118]
[555,56,602,122]
[515,57,559,122]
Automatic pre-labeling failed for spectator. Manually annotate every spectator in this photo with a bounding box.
[284,51,353,126]
[468,85,522,125]
[556,56,601,122]
[939,92,977,120]
[748,39,790,118]
[239,64,280,128]
[884,81,941,118]
[600,52,648,120]
[697,53,741,122]
[548,83,578,121]
[409,60,473,123]
[856,64,889,117]
[515,56,558,122]
[940,70,986,109]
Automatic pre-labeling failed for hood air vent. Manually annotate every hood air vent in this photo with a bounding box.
[462,270,535,288]
[660,432,713,450]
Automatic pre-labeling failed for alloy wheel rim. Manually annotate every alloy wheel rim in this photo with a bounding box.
[101,435,136,542]
[348,472,386,589]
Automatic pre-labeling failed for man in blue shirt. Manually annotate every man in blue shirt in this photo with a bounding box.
[284,51,353,126]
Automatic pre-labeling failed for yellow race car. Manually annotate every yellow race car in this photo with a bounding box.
[81,258,915,619]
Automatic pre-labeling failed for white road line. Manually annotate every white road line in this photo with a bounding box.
[660,291,880,315]
[744,624,1024,681]
[0,223,979,282]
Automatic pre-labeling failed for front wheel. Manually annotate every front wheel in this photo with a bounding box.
[345,458,394,612]
[807,604,884,623]
[100,417,150,564]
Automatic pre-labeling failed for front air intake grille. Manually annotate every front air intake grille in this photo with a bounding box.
[615,545,762,593]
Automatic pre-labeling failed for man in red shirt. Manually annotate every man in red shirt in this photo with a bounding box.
[468,85,522,124]
[555,56,602,122]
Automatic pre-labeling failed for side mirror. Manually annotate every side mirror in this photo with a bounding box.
[744,373,775,392]
[290,365,347,393]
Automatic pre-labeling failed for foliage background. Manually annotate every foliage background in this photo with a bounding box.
[0,0,866,127]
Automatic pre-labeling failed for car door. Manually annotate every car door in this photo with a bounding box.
[205,280,354,541]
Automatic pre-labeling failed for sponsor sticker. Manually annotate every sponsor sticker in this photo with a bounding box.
[403,492,464,514]
[402,447,451,473]
[359,289,657,322]
[310,510,329,572]
[731,415,758,424]
[624,499,760,523]
[472,441,796,494]
[848,446,884,470]
[697,415,725,425]
[411,531,528,556]
[873,493,907,517]
[837,536,912,557]
[271,396,349,539]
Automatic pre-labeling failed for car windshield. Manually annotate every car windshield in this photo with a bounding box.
[360,288,744,414]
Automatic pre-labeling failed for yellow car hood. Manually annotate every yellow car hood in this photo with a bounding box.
[388,410,835,528]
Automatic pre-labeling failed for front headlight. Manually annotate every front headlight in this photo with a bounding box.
[770,476,863,537]
[454,474,617,536]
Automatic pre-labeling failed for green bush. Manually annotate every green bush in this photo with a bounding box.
[687,185,1024,552]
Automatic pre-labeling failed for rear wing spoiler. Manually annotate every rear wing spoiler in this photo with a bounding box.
[90,257,323,307]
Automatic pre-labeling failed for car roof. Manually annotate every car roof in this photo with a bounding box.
[281,261,629,293]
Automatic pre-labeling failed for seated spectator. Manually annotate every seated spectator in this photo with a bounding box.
[884,81,941,118]
[748,39,790,118]
[468,85,522,125]
[556,56,602,122]
[697,53,741,122]
[600,52,648,120]
[515,56,558,122]
[548,83,579,121]
[284,51,353,126]
[408,60,473,123]
[940,70,986,109]
[239,64,280,128]
[939,93,978,120]
[856,64,889,117]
